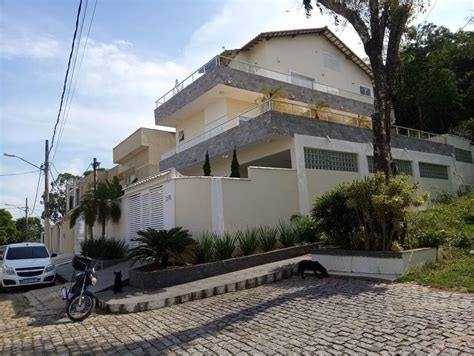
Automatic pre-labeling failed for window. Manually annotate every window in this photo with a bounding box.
[178,130,185,142]
[323,51,340,71]
[367,156,413,175]
[455,148,472,163]
[360,86,371,96]
[6,247,49,260]
[290,72,314,89]
[304,148,358,172]
[419,162,449,180]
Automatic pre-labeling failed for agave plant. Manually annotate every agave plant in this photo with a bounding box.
[238,227,259,256]
[278,221,296,247]
[290,214,321,244]
[257,226,278,252]
[128,227,196,266]
[214,232,236,260]
[195,232,215,264]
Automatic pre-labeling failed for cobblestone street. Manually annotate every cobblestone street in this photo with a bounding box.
[1,277,473,355]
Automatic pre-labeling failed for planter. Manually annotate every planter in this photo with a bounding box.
[312,247,438,281]
[130,243,319,290]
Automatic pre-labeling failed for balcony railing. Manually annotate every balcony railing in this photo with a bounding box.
[155,55,374,108]
[161,99,444,160]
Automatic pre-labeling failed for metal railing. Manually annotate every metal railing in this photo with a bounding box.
[155,55,374,108]
[391,125,444,143]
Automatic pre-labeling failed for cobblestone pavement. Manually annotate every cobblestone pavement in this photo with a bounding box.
[1,277,473,355]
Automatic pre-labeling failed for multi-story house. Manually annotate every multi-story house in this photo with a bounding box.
[50,28,474,252]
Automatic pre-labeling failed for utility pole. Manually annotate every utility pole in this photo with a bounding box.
[44,140,50,248]
[25,197,28,240]
[92,157,100,195]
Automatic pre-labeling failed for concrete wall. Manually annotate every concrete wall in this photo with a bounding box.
[234,33,373,98]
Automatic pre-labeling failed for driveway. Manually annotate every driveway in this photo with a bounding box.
[1,277,473,354]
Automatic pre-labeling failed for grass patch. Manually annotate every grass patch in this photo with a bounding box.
[396,249,474,293]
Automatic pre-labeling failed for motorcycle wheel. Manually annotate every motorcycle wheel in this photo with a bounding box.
[66,291,95,322]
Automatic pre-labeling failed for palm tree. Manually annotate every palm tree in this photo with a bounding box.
[70,176,122,239]
[128,227,196,266]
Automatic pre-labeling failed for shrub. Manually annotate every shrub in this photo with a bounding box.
[214,232,236,260]
[432,191,455,205]
[290,214,320,243]
[278,221,296,247]
[238,227,259,256]
[80,237,127,260]
[257,226,278,252]
[195,233,215,264]
[128,227,196,266]
[311,185,360,249]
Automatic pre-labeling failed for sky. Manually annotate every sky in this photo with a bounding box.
[0,0,472,220]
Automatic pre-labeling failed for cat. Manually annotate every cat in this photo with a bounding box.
[113,271,123,294]
[297,260,329,279]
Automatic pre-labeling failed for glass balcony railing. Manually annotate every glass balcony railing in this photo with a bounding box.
[160,99,444,160]
[155,55,374,108]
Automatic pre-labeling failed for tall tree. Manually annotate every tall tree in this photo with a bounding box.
[70,176,123,239]
[15,217,42,242]
[303,0,427,176]
[0,209,18,245]
[230,148,240,178]
[394,24,474,133]
[203,150,212,176]
[48,173,80,223]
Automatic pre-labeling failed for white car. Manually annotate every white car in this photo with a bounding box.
[0,242,57,289]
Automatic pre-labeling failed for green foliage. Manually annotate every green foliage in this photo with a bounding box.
[409,191,474,249]
[312,174,427,251]
[214,232,236,260]
[230,148,240,178]
[48,172,80,223]
[203,150,211,176]
[397,249,474,293]
[128,227,195,266]
[395,24,474,133]
[256,85,287,103]
[0,209,19,245]
[194,233,215,264]
[277,221,296,247]
[15,217,42,242]
[311,186,359,249]
[257,226,278,252]
[450,118,474,143]
[237,227,259,256]
[80,237,127,260]
[70,176,123,239]
[432,191,456,205]
[290,214,320,243]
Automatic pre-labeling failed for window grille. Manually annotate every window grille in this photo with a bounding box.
[419,162,449,180]
[304,148,358,172]
[367,156,413,175]
[454,148,472,163]
[360,86,371,96]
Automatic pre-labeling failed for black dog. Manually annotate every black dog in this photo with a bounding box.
[297,260,329,279]
[113,271,123,294]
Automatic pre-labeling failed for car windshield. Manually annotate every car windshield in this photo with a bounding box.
[6,246,49,260]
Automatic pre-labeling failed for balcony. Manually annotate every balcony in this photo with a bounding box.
[155,55,374,109]
[161,99,443,161]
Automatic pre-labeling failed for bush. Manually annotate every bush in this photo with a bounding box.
[432,191,455,205]
[311,185,360,249]
[195,233,215,264]
[80,237,127,260]
[237,228,258,256]
[290,214,320,243]
[257,226,278,252]
[128,227,196,266]
[214,232,236,260]
[278,221,296,247]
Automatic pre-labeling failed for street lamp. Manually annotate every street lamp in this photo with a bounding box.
[3,142,50,247]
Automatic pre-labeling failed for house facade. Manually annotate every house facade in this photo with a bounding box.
[49,28,474,252]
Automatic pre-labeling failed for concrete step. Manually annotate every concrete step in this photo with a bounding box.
[96,256,307,314]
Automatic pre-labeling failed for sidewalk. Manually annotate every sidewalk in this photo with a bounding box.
[96,255,308,314]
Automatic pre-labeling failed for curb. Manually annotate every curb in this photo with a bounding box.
[98,265,298,314]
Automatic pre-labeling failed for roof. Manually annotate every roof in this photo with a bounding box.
[222,27,373,78]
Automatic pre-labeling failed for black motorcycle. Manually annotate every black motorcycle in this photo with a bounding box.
[61,255,98,322]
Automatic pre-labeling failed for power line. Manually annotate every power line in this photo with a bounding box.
[423,0,439,23]
[53,0,90,162]
[49,0,83,156]
[31,170,43,215]
[460,16,473,30]
[0,170,40,177]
